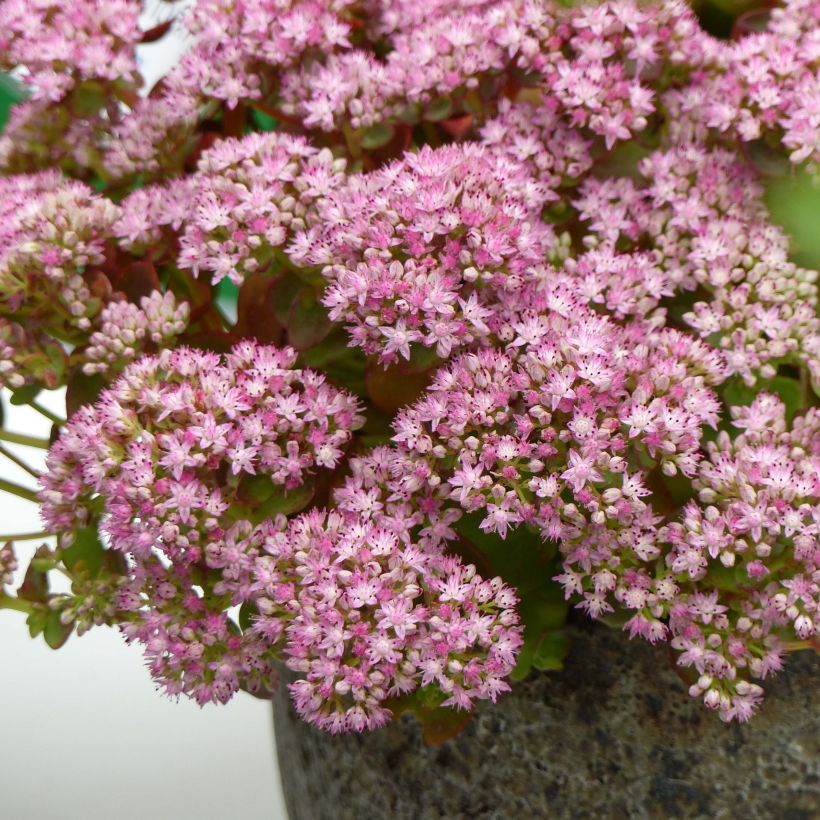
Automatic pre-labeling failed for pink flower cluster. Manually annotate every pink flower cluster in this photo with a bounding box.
[0,174,119,335]
[291,142,560,363]
[180,0,355,109]
[576,144,820,387]
[480,99,594,207]
[101,86,202,183]
[118,552,280,705]
[1,0,818,734]
[537,0,718,149]
[252,509,522,732]
[178,133,346,285]
[556,393,820,722]
[0,0,140,103]
[699,0,820,170]
[0,543,17,588]
[114,178,195,256]
[40,341,364,556]
[280,0,556,132]
[82,291,190,378]
[392,306,724,541]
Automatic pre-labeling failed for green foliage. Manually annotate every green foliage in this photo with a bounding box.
[453,513,570,680]
[765,168,820,269]
[0,73,25,132]
[361,123,394,149]
[61,527,105,577]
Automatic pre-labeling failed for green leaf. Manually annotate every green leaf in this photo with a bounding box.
[254,482,315,520]
[43,609,74,650]
[765,167,820,269]
[532,629,570,671]
[424,96,453,122]
[231,480,316,524]
[61,527,104,577]
[0,73,26,132]
[9,384,41,406]
[766,376,803,421]
[360,123,394,150]
[250,108,278,132]
[26,609,48,640]
[237,474,279,504]
[18,547,51,604]
[238,601,255,631]
[287,287,333,351]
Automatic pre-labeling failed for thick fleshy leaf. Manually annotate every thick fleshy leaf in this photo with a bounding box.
[43,609,74,650]
[287,287,333,351]
[425,96,453,122]
[532,629,570,671]
[361,123,395,150]
[61,527,104,577]
[18,546,51,604]
[65,371,106,418]
[235,273,284,344]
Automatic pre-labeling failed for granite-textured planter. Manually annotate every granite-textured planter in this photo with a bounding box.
[274,623,819,820]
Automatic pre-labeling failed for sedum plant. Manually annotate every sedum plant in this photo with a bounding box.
[0,0,817,736]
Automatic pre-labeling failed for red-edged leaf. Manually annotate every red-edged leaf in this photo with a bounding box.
[140,19,174,44]
[66,370,106,418]
[287,287,333,351]
[235,273,285,343]
[115,260,162,303]
[440,114,474,140]
[18,546,51,604]
[417,707,473,746]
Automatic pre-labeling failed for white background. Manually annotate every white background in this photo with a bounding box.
[2,6,288,817]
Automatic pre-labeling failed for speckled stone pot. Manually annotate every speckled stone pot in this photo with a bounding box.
[274,623,820,820]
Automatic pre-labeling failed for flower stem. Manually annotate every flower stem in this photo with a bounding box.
[0,593,33,614]
[0,530,53,542]
[0,477,40,503]
[0,430,51,449]
[30,401,65,426]
[0,444,41,478]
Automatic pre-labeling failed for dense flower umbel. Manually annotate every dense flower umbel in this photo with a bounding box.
[40,341,364,558]
[0,174,119,335]
[82,291,190,378]
[558,394,820,722]
[118,552,280,705]
[2,0,819,734]
[291,142,561,363]
[113,178,197,256]
[252,509,523,732]
[178,132,346,285]
[391,304,724,539]
[575,145,820,387]
[180,0,356,109]
[680,0,820,172]
[279,0,558,133]
[0,0,141,103]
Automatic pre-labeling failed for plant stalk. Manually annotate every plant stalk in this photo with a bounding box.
[0,430,51,449]
[0,477,40,503]
[0,444,41,478]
